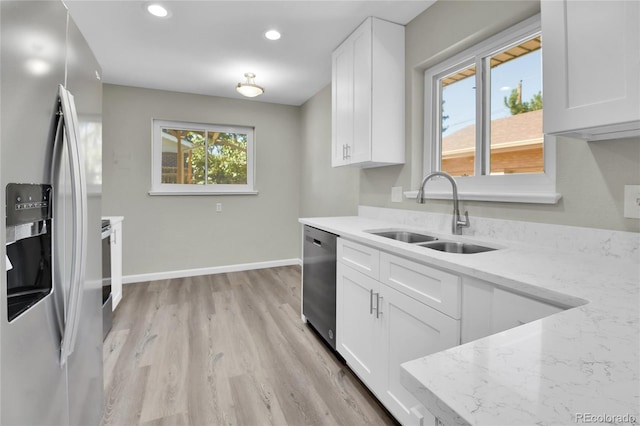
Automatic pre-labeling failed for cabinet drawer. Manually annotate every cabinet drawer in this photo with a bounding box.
[337,238,379,280]
[379,252,460,319]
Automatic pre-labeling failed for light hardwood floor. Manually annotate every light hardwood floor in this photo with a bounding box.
[103,266,397,426]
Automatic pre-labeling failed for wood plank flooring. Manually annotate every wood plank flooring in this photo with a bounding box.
[103,266,396,426]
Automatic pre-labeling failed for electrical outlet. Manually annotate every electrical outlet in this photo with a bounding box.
[216,203,222,213]
[624,185,640,219]
[391,186,403,203]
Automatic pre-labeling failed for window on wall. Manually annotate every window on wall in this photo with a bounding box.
[422,15,560,204]
[150,119,255,195]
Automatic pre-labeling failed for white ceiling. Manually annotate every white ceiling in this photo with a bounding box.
[65,1,436,106]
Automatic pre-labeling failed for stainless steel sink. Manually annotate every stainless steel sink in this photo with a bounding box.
[418,241,496,254]
[369,230,438,243]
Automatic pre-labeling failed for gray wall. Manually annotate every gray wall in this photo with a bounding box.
[105,0,639,278]
[357,0,640,232]
[299,85,359,218]
[103,85,301,277]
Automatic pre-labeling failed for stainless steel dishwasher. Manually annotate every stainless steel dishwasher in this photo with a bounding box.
[302,225,338,350]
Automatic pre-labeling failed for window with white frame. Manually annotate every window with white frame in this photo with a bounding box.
[150,119,255,195]
[421,14,560,204]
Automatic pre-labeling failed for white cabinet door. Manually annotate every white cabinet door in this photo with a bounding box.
[332,18,372,166]
[542,0,640,140]
[460,277,494,344]
[332,37,354,167]
[461,277,564,343]
[379,283,460,426]
[110,220,123,310]
[336,263,380,389]
[331,17,404,168]
[491,287,562,334]
[350,21,373,164]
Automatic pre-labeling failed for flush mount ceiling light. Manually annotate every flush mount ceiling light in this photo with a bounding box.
[264,30,281,41]
[236,73,264,98]
[147,4,169,17]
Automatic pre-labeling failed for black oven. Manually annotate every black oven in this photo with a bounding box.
[101,220,112,339]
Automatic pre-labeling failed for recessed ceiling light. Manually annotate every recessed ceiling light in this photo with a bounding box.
[147,4,169,18]
[265,30,281,41]
[25,58,50,76]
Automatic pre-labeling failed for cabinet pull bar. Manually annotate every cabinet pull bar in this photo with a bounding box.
[376,294,382,318]
[370,289,374,314]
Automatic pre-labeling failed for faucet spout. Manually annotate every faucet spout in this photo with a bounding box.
[416,171,470,235]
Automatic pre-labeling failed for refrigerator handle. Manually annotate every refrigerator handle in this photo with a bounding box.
[57,84,88,366]
[50,110,67,337]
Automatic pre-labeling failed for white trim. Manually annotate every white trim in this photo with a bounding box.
[122,258,302,284]
[148,190,259,196]
[404,190,561,204]
[422,14,559,203]
[151,119,256,194]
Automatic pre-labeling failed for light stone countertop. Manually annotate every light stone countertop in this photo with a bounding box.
[299,216,640,426]
[102,215,124,225]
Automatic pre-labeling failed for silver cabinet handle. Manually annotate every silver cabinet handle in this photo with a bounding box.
[346,144,351,159]
[370,289,374,314]
[376,294,383,318]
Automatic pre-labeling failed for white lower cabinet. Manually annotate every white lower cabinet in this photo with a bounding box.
[110,219,123,310]
[103,216,124,311]
[336,262,379,387]
[336,238,460,425]
[336,238,565,424]
[379,283,460,426]
[461,277,563,343]
[491,287,562,333]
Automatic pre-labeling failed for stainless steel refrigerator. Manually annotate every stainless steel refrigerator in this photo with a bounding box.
[0,1,104,424]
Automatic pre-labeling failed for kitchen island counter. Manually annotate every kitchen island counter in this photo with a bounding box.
[299,215,639,426]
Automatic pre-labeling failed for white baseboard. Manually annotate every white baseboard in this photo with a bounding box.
[123,258,302,285]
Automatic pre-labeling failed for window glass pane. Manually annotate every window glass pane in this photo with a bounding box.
[161,128,205,184]
[489,36,543,175]
[440,65,476,177]
[207,132,248,185]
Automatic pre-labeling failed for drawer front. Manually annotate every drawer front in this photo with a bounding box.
[337,238,380,280]
[379,252,460,319]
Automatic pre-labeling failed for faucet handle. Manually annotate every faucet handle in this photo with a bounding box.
[458,211,470,228]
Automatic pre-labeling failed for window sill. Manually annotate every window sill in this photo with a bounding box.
[148,190,259,196]
[404,190,562,204]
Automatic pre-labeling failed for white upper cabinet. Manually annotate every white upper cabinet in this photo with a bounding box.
[542,0,640,141]
[332,17,405,167]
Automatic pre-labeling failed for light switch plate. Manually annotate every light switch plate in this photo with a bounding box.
[391,186,403,203]
[624,185,640,219]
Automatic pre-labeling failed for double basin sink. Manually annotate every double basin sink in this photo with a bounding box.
[369,230,497,254]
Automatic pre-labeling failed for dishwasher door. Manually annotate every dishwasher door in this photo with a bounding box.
[302,225,337,350]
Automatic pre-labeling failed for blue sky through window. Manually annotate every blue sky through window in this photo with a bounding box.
[442,50,542,137]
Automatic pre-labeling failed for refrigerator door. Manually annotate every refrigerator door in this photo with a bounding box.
[64,15,104,426]
[0,1,70,425]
